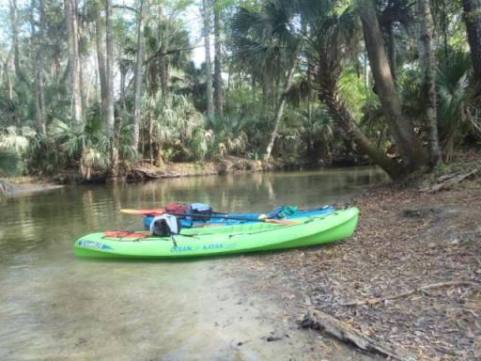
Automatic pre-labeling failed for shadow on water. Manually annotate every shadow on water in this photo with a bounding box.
[0,167,386,361]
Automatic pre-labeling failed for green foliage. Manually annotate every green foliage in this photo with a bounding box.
[339,68,371,120]
[0,0,479,179]
[142,93,209,161]
[436,50,475,158]
[0,126,34,176]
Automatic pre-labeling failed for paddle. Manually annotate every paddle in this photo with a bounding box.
[120,208,166,216]
[120,208,298,225]
[169,212,299,225]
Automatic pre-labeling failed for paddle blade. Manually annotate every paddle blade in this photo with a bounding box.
[120,208,165,216]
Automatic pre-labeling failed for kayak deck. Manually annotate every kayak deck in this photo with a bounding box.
[75,208,359,259]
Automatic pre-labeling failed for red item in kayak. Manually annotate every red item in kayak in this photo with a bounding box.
[104,231,147,238]
[165,202,189,215]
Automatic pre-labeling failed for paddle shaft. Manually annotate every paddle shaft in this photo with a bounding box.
[150,212,297,225]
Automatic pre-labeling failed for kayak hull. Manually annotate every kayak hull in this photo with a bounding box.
[75,208,359,259]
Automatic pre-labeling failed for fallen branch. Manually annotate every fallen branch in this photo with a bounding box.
[341,280,481,307]
[300,310,410,361]
[421,168,480,193]
[127,167,162,182]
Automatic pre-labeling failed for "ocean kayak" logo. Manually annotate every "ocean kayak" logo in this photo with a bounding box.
[78,240,113,251]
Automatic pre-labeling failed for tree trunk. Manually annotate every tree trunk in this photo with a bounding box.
[358,0,427,171]
[148,61,159,95]
[202,0,214,119]
[318,76,402,178]
[31,0,46,136]
[158,6,169,96]
[9,0,21,81]
[94,0,108,120]
[119,62,127,111]
[417,0,442,166]
[463,0,481,93]
[3,54,13,102]
[132,0,145,152]
[64,0,83,129]
[214,0,224,117]
[159,52,169,95]
[105,0,118,177]
[386,24,396,81]
[264,56,298,161]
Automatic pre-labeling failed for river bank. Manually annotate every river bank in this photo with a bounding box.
[234,167,481,361]
[0,157,266,196]
[0,176,64,197]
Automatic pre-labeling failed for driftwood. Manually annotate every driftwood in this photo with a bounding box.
[421,168,479,193]
[341,281,481,307]
[300,310,411,361]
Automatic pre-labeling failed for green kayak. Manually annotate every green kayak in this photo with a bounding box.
[74,207,359,259]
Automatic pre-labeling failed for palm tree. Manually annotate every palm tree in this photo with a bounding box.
[231,2,300,160]
[244,0,403,176]
[357,0,428,171]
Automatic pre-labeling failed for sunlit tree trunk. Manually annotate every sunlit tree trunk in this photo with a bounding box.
[3,54,13,102]
[264,56,298,160]
[358,0,428,171]
[64,0,83,129]
[133,0,145,152]
[418,0,442,166]
[463,0,481,93]
[9,0,21,81]
[214,0,224,117]
[94,0,108,120]
[202,0,214,119]
[31,0,46,136]
[158,6,169,96]
[105,0,118,177]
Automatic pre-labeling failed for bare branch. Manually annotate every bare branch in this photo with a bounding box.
[112,4,138,14]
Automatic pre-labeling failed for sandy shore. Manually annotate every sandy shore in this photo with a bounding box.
[233,176,481,361]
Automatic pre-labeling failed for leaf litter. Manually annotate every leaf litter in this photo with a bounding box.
[229,177,481,361]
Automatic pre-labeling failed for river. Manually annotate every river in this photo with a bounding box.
[0,168,387,361]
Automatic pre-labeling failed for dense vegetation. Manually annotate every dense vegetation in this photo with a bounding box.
[0,0,480,180]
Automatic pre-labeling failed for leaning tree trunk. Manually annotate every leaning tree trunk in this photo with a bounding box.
[386,23,396,81]
[64,0,83,129]
[463,0,481,94]
[264,56,298,161]
[417,0,442,166]
[202,0,214,119]
[317,65,402,178]
[132,0,145,152]
[105,0,118,177]
[358,0,428,171]
[214,0,224,117]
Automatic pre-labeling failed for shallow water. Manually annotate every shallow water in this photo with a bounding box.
[0,168,386,360]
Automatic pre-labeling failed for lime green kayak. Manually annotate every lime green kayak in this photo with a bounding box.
[74,207,359,259]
